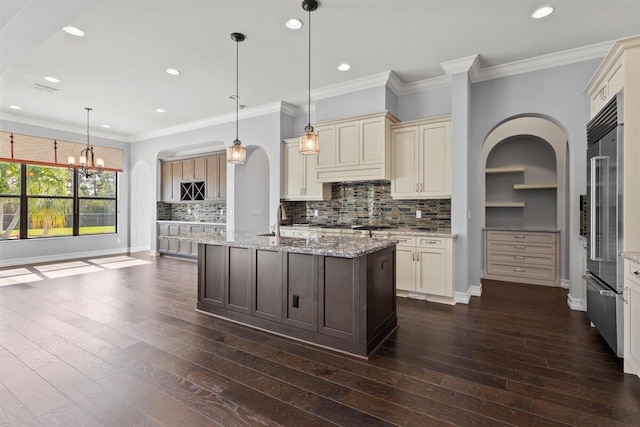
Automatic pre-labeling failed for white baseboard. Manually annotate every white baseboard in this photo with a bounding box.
[561,279,570,289]
[128,246,151,254]
[567,294,587,311]
[454,283,483,304]
[0,247,130,268]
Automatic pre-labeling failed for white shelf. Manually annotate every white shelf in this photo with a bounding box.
[513,184,557,190]
[485,166,525,174]
[485,202,526,208]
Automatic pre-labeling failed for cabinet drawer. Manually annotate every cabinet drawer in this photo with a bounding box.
[486,230,556,244]
[416,236,447,249]
[625,260,640,285]
[389,235,416,247]
[487,241,556,255]
[486,261,555,281]
[487,252,555,266]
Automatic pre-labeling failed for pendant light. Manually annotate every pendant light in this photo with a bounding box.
[299,0,319,155]
[68,107,104,177]
[227,32,246,164]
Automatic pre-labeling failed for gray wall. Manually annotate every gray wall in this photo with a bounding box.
[315,86,386,122]
[0,120,130,266]
[469,58,602,300]
[234,147,270,233]
[396,85,452,121]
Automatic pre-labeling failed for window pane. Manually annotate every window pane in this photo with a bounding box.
[78,172,116,197]
[0,197,20,240]
[0,162,20,195]
[79,199,116,235]
[27,198,73,237]
[26,165,73,196]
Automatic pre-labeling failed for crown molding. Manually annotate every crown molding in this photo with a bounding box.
[310,71,392,100]
[474,40,612,83]
[0,112,126,141]
[279,101,298,117]
[130,101,287,142]
[585,35,640,94]
[440,55,480,76]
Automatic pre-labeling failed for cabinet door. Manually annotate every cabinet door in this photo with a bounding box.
[419,121,451,197]
[193,158,206,181]
[304,153,329,200]
[226,247,252,314]
[158,238,169,252]
[201,245,224,307]
[417,248,447,295]
[161,162,173,201]
[625,262,640,375]
[396,246,416,292]
[218,154,227,199]
[171,161,182,202]
[391,127,420,198]
[206,155,219,199]
[315,125,336,169]
[360,116,386,165]
[283,142,305,199]
[179,239,190,255]
[182,159,194,181]
[336,121,359,167]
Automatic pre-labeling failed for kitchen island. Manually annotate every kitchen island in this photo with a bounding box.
[193,231,397,358]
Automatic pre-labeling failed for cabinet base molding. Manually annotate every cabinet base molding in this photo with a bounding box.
[567,294,587,312]
[397,290,456,305]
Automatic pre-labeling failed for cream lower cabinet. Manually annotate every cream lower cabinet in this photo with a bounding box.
[394,234,454,303]
[624,258,640,376]
[391,116,451,199]
[282,139,330,201]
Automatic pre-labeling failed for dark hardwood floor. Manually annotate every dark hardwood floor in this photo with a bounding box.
[1,253,639,426]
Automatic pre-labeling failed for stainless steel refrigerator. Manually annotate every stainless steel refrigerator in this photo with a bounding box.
[585,92,624,357]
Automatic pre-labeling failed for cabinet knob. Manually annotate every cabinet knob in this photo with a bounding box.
[634,271,639,275]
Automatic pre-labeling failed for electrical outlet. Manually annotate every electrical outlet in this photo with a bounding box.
[292,295,299,308]
[416,210,422,219]
[314,209,319,217]
[220,208,224,215]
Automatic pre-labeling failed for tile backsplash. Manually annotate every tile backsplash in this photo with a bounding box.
[157,201,226,222]
[282,181,450,229]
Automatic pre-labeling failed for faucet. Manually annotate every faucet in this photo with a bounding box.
[275,203,287,237]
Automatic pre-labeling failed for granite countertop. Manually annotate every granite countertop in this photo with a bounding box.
[157,220,226,226]
[176,231,397,258]
[484,227,559,233]
[281,225,456,238]
[623,252,640,264]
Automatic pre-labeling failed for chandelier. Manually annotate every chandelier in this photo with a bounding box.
[68,107,104,177]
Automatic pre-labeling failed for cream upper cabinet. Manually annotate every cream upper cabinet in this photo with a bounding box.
[391,116,451,199]
[282,139,330,201]
[313,111,398,182]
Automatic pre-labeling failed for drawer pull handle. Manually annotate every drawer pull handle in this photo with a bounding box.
[514,268,525,272]
[514,256,525,259]
[514,235,525,238]
[514,245,525,249]
[424,240,438,244]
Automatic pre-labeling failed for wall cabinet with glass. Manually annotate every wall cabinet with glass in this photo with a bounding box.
[282,138,330,201]
[390,116,451,199]
[160,152,226,202]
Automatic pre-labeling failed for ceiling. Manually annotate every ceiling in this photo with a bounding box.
[1,0,639,141]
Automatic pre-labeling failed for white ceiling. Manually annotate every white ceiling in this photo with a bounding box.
[1,0,639,141]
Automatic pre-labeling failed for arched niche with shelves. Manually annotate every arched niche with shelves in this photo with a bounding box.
[485,135,557,229]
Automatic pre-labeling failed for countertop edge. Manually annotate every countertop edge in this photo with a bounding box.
[483,227,560,233]
[622,252,640,264]
[157,220,226,226]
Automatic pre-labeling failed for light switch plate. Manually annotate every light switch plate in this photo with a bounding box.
[416,210,422,219]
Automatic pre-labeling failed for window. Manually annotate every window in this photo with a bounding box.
[0,161,20,239]
[78,172,117,235]
[0,162,118,240]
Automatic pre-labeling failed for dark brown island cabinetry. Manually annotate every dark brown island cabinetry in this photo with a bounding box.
[197,242,397,358]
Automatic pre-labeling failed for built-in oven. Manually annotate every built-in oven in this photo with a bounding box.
[584,92,624,357]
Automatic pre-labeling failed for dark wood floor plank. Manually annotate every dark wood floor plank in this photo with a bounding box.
[0,382,43,427]
[2,254,640,427]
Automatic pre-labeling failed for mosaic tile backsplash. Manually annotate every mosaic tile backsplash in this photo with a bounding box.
[157,201,227,223]
[282,181,451,229]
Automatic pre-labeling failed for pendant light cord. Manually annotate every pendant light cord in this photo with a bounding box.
[86,108,90,147]
[236,38,239,142]
[307,7,311,128]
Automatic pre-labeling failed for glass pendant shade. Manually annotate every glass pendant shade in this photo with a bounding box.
[299,125,319,155]
[227,140,246,164]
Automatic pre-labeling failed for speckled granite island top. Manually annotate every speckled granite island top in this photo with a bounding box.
[186,231,397,258]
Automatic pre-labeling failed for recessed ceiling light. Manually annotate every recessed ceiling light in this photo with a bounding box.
[44,76,60,83]
[166,68,180,75]
[101,124,110,128]
[337,63,351,71]
[532,6,554,19]
[286,18,303,30]
[62,26,85,37]
[156,109,166,113]
[9,105,22,110]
